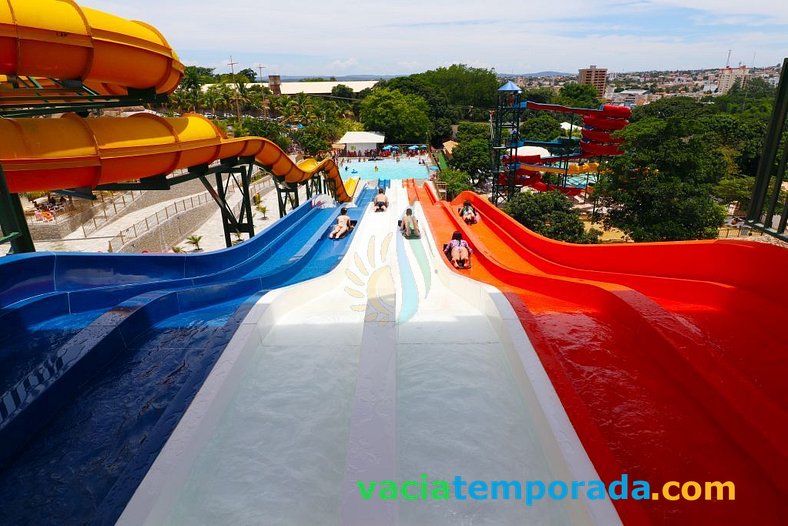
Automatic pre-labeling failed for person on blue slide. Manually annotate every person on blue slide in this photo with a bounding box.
[329,207,352,239]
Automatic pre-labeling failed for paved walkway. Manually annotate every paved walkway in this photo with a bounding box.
[173,183,308,253]
[34,192,210,252]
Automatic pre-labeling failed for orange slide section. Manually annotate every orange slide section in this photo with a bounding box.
[0,114,353,201]
[0,0,183,95]
[412,181,788,525]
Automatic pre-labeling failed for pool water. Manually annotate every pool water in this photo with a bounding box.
[340,158,430,180]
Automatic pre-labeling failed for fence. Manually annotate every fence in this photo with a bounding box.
[108,175,273,252]
[80,190,145,236]
[718,225,764,238]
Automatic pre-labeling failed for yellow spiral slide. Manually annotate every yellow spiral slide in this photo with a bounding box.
[0,0,352,201]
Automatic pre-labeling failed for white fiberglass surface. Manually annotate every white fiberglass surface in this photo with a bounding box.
[394,285,570,524]
[125,182,607,525]
[166,290,365,525]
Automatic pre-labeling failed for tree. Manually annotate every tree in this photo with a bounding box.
[521,87,556,104]
[237,68,257,83]
[713,176,755,212]
[239,117,291,151]
[519,112,561,142]
[180,66,205,112]
[359,88,431,144]
[504,191,599,243]
[456,122,490,143]
[292,128,330,155]
[331,84,355,100]
[438,168,473,200]
[557,83,599,109]
[595,96,730,240]
[449,138,489,176]
[381,75,458,142]
[419,64,498,109]
[186,235,203,251]
[596,174,726,241]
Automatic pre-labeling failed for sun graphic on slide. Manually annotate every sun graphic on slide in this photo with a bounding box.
[344,233,395,323]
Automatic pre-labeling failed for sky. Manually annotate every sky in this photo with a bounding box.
[82,0,788,77]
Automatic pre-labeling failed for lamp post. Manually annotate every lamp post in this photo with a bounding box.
[228,55,241,121]
[257,63,268,118]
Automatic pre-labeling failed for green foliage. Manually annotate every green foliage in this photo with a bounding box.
[438,168,473,200]
[291,127,331,155]
[418,64,498,109]
[449,138,489,176]
[238,118,291,151]
[381,76,459,142]
[631,96,712,122]
[236,68,257,83]
[595,175,726,241]
[359,88,431,143]
[521,87,556,104]
[504,191,599,244]
[185,235,203,250]
[713,78,776,117]
[520,112,561,142]
[556,83,599,109]
[331,84,355,100]
[713,176,755,210]
[456,122,490,143]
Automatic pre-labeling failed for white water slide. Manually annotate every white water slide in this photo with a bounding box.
[119,181,620,525]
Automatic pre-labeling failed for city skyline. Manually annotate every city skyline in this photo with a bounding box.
[82,0,787,77]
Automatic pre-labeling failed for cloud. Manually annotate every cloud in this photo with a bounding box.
[329,58,359,71]
[79,0,788,74]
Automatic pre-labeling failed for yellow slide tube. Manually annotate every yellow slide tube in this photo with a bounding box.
[0,114,353,202]
[0,0,183,94]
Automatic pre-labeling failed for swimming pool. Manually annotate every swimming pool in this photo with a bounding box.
[340,158,430,180]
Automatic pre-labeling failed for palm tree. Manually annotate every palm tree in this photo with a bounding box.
[186,235,203,251]
[181,66,204,112]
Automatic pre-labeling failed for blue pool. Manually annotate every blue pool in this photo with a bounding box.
[340,158,430,180]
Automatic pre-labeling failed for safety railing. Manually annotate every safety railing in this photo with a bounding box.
[108,175,273,252]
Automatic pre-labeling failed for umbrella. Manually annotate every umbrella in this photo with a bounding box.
[407,145,419,150]
[383,145,400,151]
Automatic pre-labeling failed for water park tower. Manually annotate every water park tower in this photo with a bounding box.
[491,81,523,205]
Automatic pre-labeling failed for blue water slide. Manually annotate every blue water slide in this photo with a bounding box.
[0,186,374,525]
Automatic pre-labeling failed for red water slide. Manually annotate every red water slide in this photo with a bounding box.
[524,102,631,158]
[413,182,788,525]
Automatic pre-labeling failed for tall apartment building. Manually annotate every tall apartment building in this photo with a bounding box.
[717,65,749,94]
[578,65,607,98]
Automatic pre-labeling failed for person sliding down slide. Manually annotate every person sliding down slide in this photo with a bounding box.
[374,188,389,212]
[444,231,472,269]
[459,200,479,224]
[329,208,352,239]
[400,208,421,238]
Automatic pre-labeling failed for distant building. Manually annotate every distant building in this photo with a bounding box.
[578,65,608,98]
[202,77,378,97]
[608,89,649,107]
[717,66,748,94]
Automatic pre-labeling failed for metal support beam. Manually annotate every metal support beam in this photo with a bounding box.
[746,57,788,240]
[96,174,169,191]
[0,164,35,253]
[272,176,299,218]
[198,161,255,248]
